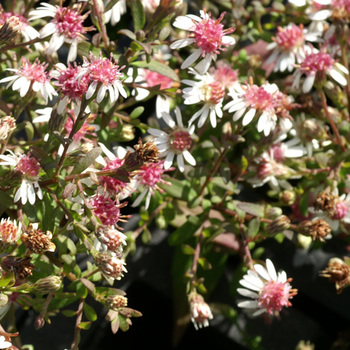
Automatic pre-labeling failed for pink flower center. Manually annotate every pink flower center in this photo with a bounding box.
[210,62,238,90]
[201,81,225,105]
[274,24,305,51]
[300,52,334,74]
[20,58,49,84]
[138,161,166,188]
[90,195,121,226]
[58,65,89,99]
[16,154,40,178]
[271,144,285,162]
[257,157,288,179]
[53,7,86,39]
[258,280,292,314]
[142,70,173,89]
[332,0,350,12]
[100,158,127,195]
[170,130,192,153]
[244,85,274,111]
[194,12,234,55]
[85,54,124,86]
[332,200,350,220]
[0,11,27,26]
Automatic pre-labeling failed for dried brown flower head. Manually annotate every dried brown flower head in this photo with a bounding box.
[267,215,291,235]
[297,219,332,241]
[133,139,159,163]
[21,224,55,254]
[319,257,350,294]
[314,191,337,217]
[0,116,16,141]
[3,256,34,280]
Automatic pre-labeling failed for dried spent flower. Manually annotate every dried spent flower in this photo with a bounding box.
[21,223,56,254]
[297,219,332,241]
[0,15,21,44]
[314,191,337,217]
[3,256,34,280]
[319,257,350,294]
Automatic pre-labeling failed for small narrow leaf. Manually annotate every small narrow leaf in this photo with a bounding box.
[83,303,98,322]
[130,0,145,32]
[71,147,102,175]
[237,202,265,217]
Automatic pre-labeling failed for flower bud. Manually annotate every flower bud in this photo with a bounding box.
[0,116,16,141]
[32,276,62,295]
[188,292,213,330]
[0,16,21,45]
[267,215,291,234]
[265,207,283,219]
[279,190,296,205]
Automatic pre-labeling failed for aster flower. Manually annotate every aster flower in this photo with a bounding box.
[0,57,57,103]
[247,148,300,191]
[51,63,89,115]
[90,194,124,227]
[104,0,127,26]
[182,68,225,128]
[237,259,297,316]
[29,3,92,62]
[292,50,348,93]
[0,150,43,205]
[76,52,127,104]
[95,252,127,280]
[148,106,196,172]
[125,67,174,118]
[265,23,322,72]
[188,292,214,330]
[309,0,350,22]
[0,8,40,43]
[224,80,284,136]
[132,160,171,209]
[95,225,127,255]
[0,217,21,244]
[170,10,236,74]
[209,60,239,91]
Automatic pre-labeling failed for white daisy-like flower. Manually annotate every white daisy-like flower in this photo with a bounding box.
[29,3,91,62]
[148,106,196,172]
[182,69,225,128]
[265,23,322,73]
[224,80,281,136]
[292,49,348,93]
[76,52,126,104]
[0,150,43,205]
[0,57,57,103]
[237,259,297,316]
[104,0,127,26]
[170,10,235,74]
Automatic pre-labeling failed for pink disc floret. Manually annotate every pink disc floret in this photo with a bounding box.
[16,154,40,178]
[53,6,86,39]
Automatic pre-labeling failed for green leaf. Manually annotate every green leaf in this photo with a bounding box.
[130,106,144,119]
[299,191,309,217]
[0,271,14,288]
[247,217,260,237]
[118,29,136,41]
[147,61,179,81]
[83,303,98,322]
[237,201,265,217]
[78,321,91,330]
[198,257,212,270]
[181,244,195,255]
[80,278,96,295]
[130,0,145,32]
[71,147,102,175]
[110,314,120,334]
[168,215,202,246]
[104,0,122,12]
[62,310,77,317]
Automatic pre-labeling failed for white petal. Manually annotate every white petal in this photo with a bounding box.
[182,150,196,166]
[237,300,259,309]
[254,264,271,281]
[164,152,175,169]
[242,108,256,126]
[266,259,277,281]
[329,68,347,86]
[170,38,196,50]
[237,288,259,298]
[173,15,197,30]
[194,54,212,74]
[302,74,315,93]
[181,49,203,69]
